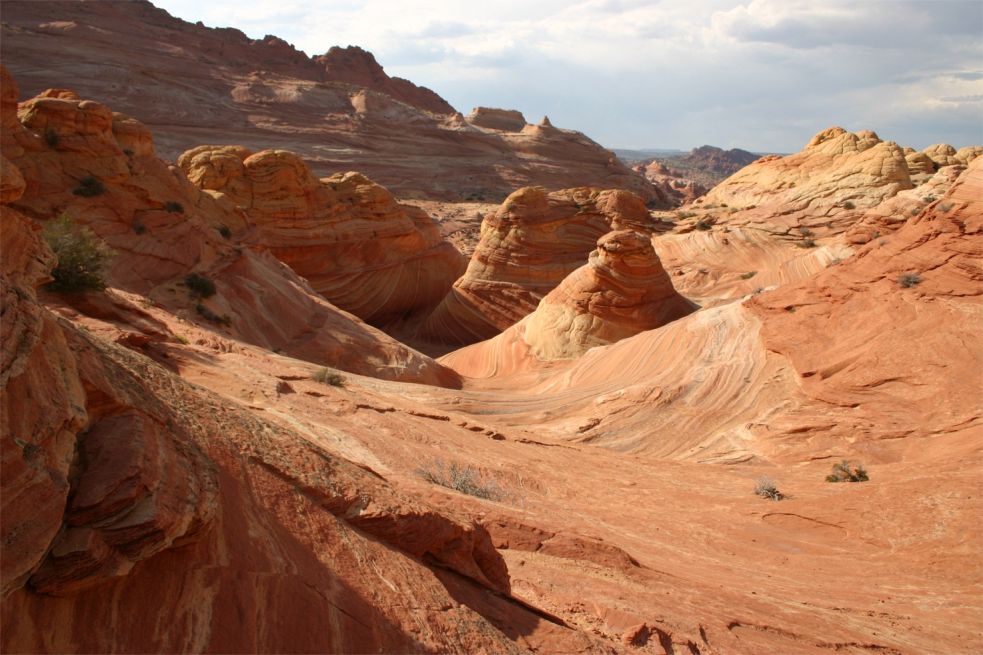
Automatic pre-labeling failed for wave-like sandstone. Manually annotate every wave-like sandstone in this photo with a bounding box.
[436,159,983,468]
[524,230,696,360]
[419,186,655,345]
[698,127,912,234]
[178,145,465,325]
[0,66,457,385]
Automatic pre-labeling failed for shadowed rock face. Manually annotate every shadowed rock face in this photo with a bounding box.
[178,146,467,325]
[419,186,656,346]
[0,0,659,202]
[523,230,697,360]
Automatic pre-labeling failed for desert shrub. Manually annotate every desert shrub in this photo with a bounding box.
[73,175,105,197]
[184,273,216,298]
[798,238,817,248]
[195,303,231,326]
[164,201,184,214]
[922,195,936,203]
[43,127,59,147]
[740,271,757,280]
[418,459,504,500]
[312,368,346,387]
[754,477,785,500]
[937,202,954,213]
[825,460,869,483]
[694,218,715,231]
[676,211,697,220]
[898,273,922,288]
[218,224,232,239]
[43,215,113,293]
[842,200,856,210]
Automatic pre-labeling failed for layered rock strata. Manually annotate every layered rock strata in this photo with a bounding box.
[419,186,655,345]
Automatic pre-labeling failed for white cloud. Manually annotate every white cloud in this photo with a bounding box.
[154,0,983,151]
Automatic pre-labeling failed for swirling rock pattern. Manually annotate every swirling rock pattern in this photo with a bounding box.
[178,146,466,325]
[419,186,655,345]
[523,230,696,360]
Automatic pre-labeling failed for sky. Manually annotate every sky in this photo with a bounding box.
[153,0,982,152]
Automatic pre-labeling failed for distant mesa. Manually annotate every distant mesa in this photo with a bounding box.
[466,107,528,132]
[0,2,658,202]
[315,45,455,115]
[418,186,654,346]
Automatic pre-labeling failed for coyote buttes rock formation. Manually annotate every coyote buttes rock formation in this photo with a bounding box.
[0,65,456,385]
[0,0,658,202]
[178,145,465,324]
[419,186,655,345]
[698,127,911,234]
[523,230,696,360]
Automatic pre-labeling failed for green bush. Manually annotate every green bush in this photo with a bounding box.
[184,273,216,298]
[842,200,856,210]
[695,218,715,231]
[312,368,346,387]
[898,273,922,288]
[754,476,785,500]
[72,176,105,197]
[43,215,113,293]
[825,460,869,483]
[418,459,504,500]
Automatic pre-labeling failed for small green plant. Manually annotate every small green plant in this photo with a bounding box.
[73,175,105,197]
[922,195,936,203]
[740,271,757,280]
[418,459,504,500]
[218,225,232,239]
[798,238,817,248]
[43,127,59,147]
[898,273,922,288]
[173,334,190,345]
[842,200,856,210]
[676,211,697,220]
[195,303,231,326]
[937,202,954,213]
[43,215,113,293]
[826,460,869,483]
[164,201,184,214]
[695,218,715,231]
[184,273,216,298]
[754,477,785,500]
[312,368,346,387]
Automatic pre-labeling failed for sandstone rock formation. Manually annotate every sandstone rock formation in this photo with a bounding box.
[0,0,658,202]
[419,186,655,345]
[698,127,911,233]
[523,230,696,360]
[177,145,466,325]
[1,65,457,385]
[0,190,542,651]
[314,45,454,114]
[633,160,708,205]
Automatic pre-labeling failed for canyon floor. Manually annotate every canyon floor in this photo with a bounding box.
[1,3,982,653]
